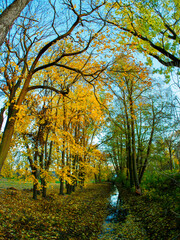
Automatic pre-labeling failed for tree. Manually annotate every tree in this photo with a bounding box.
[6,70,108,199]
[106,0,180,68]
[102,53,159,191]
[0,0,106,173]
[0,0,32,47]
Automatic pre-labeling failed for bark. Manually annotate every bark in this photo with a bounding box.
[135,112,142,170]
[32,133,39,200]
[98,163,101,183]
[120,133,123,170]
[79,128,86,189]
[23,135,38,199]
[0,107,5,131]
[166,139,173,171]
[112,148,120,173]
[38,123,47,198]
[126,135,133,186]
[139,106,155,183]
[66,149,71,194]
[33,181,38,200]
[129,82,140,192]
[0,0,32,47]
[33,170,38,200]
[42,139,53,198]
[59,96,66,195]
[123,96,133,187]
[0,107,17,172]
[130,107,140,190]
[42,179,47,198]
[0,74,32,174]
[59,179,64,195]
[94,172,98,183]
[66,182,71,194]
[71,123,78,192]
[138,127,154,183]
[169,145,173,171]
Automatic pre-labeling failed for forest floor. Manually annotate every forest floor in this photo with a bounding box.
[0,179,179,240]
[0,181,112,240]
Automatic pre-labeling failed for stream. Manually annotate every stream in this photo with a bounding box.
[98,185,128,239]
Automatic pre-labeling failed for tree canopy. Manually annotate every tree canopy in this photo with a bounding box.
[105,0,180,68]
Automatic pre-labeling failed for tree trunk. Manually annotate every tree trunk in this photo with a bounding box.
[0,107,5,131]
[41,178,47,198]
[0,74,32,173]
[167,142,173,171]
[59,96,66,195]
[0,110,16,173]
[98,163,101,183]
[94,173,98,183]
[59,149,65,195]
[59,178,64,195]
[124,105,133,187]
[169,149,173,171]
[0,0,32,47]
[129,87,140,193]
[139,103,155,183]
[33,169,38,200]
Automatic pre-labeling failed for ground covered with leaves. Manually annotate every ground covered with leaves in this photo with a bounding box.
[0,183,112,240]
[116,182,180,240]
[0,177,179,240]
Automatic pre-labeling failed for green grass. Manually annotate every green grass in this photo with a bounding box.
[0,177,62,193]
[0,178,32,190]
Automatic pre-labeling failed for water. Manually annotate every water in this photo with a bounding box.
[98,185,127,239]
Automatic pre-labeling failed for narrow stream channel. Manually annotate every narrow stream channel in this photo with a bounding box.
[98,185,128,239]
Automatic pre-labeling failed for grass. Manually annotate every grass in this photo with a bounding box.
[0,178,32,190]
[0,177,62,191]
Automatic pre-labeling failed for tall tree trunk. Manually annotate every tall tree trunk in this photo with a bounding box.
[139,102,155,183]
[169,147,173,171]
[59,151,65,195]
[129,86,140,193]
[59,96,66,195]
[98,163,101,183]
[59,179,64,195]
[124,99,133,187]
[94,171,98,183]
[139,125,155,183]
[43,139,53,198]
[41,178,47,198]
[33,173,38,200]
[0,108,17,173]
[0,107,5,131]
[0,73,32,173]
[32,155,39,200]
[66,149,71,194]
